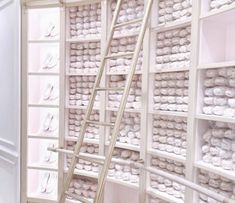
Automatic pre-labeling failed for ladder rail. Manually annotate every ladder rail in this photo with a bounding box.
[59,0,123,202]
[94,0,154,202]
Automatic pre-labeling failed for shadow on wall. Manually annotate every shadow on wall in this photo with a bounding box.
[0,0,13,11]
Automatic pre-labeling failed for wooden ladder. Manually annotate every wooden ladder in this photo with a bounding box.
[48,0,153,202]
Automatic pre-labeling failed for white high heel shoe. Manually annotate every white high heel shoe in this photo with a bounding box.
[40,172,50,193]
[42,53,58,70]
[43,113,57,132]
[44,23,58,38]
[43,83,58,101]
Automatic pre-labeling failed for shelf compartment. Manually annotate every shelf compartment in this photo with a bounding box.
[67,75,100,108]
[28,8,60,41]
[201,0,235,18]
[148,155,186,202]
[107,75,142,110]
[199,9,235,65]
[28,138,58,170]
[108,35,143,74]
[67,3,101,39]
[152,25,191,72]
[67,176,97,202]
[198,67,235,118]
[149,114,187,159]
[110,0,144,36]
[28,75,59,106]
[106,111,141,148]
[65,141,99,174]
[67,41,101,75]
[151,71,189,113]
[66,108,100,140]
[27,169,58,201]
[196,119,235,177]
[28,43,59,74]
[197,168,235,203]
[156,0,192,27]
[28,107,59,138]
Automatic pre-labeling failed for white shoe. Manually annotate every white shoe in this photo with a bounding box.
[43,83,58,101]
[40,172,50,193]
[42,53,58,70]
[42,113,57,132]
[43,143,57,164]
[44,23,58,38]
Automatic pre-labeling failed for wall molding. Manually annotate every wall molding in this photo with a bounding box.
[0,145,18,166]
[0,137,16,150]
[0,0,13,10]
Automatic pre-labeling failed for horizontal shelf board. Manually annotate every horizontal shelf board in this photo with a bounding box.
[105,141,140,152]
[66,105,100,111]
[27,197,57,203]
[28,72,59,76]
[106,70,142,75]
[150,67,190,74]
[107,177,139,189]
[149,110,188,117]
[200,4,235,19]
[195,161,235,181]
[28,39,59,43]
[106,107,142,113]
[196,114,235,124]
[65,168,139,189]
[152,18,191,33]
[65,136,99,145]
[64,0,101,7]
[28,134,58,140]
[198,61,235,70]
[147,149,186,164]
[65,198,93,203]
[66,36,101,43]
[65,168,98,179]
[28,104,59,108]
[28,164,58,171]
[113,31,139,39]
[146,188,184,203]
[66,72,97,76]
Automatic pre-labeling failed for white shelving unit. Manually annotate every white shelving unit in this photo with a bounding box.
[21,0,235,203]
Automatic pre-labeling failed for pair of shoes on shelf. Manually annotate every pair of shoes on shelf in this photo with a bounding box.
[42,53,58,70]
[43,113,57,132]
[44,23,58,38]
[43,83,58,101]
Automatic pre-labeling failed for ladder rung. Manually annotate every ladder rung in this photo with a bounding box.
[86,120,114,127]
[48,147,105,165]
[95,87,124,91]
[65,191,93,203]
[114,18,142,28]
[105,52,134,59]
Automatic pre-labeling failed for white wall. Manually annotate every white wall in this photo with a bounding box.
[0,0,20,203]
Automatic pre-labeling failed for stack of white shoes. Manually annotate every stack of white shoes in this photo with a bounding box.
[69,42,101,74]
[111,0,144,35]
[150,156,185,200]
[158,0,192,24]
[155,26,191,70]
[202,67,235,118]
[108,75,141,109]
[69,3,101,39]
[153,71,189,112]
[108,148,140,184]
[69,76,100,107]
[110,112,141,146]
[152,115,187,157]
[68,178,97,200]
[198,169,235,203]
[68,109,100,140]
[66,142,100,173]
[109,36,143,73]
[210,0,235,12]
[201,121,235,171]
